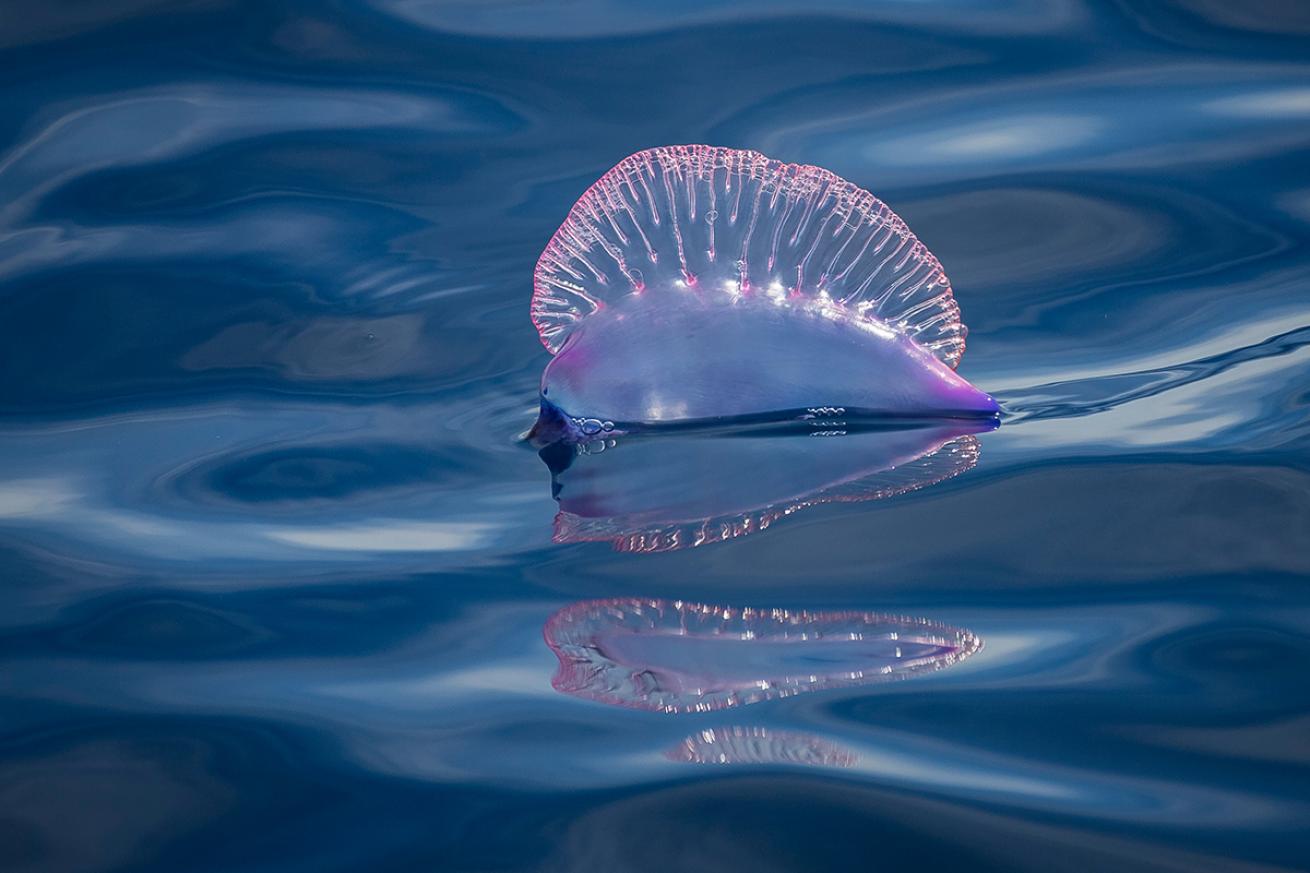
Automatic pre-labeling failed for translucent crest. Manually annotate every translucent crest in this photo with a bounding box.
[544,598,982,713]
[532,145,966,368]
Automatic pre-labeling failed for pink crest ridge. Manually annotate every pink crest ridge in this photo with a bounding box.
[532,145,967,368]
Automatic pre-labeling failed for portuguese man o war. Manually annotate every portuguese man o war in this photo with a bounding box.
[529,145,999,443]
[545,422,989,552]
[544,598,981,713]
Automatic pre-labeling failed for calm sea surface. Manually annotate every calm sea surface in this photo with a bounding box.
[2,2,1309,871]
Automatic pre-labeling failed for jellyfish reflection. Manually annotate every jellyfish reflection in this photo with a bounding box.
[544,598,981,713]
[667,727,857,768]
[541,420,989,552]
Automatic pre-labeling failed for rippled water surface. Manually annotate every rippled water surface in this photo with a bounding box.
[3,2,1310,871]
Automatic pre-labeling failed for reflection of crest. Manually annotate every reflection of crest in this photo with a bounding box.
[667,727,857,768]
[542,422,990,552]
[544,598,982,713]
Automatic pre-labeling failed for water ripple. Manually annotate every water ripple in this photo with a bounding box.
[3,1,1310,870]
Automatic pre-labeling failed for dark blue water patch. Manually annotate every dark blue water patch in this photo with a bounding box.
[177,442,463,505]
[518,774,1301,873]
[905,177,1293,323]
[0,567,508,661]
[1143,623,1310,701]
[21,93,526,228]
[0,267,529,413]
[0,714,478,873]
[43,597,274,660]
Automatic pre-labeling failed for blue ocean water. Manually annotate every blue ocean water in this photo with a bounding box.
[2,1,1309,870]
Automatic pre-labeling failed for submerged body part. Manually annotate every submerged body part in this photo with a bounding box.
[544,598,982,713]
[667,727,857,768]
[546,421,989,552]
[531,145,998,440]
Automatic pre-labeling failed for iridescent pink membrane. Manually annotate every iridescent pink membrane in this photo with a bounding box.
[531,145,997,439]
[544,598,982,713]
[666,727,857,768]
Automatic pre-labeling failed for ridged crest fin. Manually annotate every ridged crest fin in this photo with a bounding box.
[533,145,966,368]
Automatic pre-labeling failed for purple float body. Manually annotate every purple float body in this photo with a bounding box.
[541,301,998,433]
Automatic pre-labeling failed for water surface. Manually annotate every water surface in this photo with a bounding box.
[2,2,1309,871]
